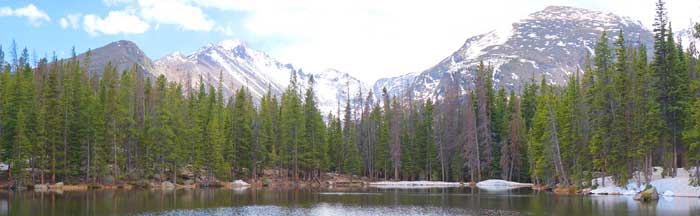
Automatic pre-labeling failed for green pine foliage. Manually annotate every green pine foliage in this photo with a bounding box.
[0,0,698,186]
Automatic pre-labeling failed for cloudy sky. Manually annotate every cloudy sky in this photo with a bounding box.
[1,0,699,82]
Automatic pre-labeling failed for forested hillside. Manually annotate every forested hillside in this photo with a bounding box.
[0,0,699,188]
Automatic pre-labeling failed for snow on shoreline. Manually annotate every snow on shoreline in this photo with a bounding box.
[476,179,534,187]
[368,179,535,190]
[590,167,700,197]
[369,181,462,189]
[476,179,534,192]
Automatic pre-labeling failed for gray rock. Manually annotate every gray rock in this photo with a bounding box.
[102,175,115,185]
[634,187,659,202]
[34,184,49,191]
[162,181,175,190]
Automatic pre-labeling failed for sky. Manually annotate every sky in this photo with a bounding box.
[1,0,699,83]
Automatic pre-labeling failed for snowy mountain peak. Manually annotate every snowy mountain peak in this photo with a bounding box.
[374,5,653,102]
[150,39,367,115]
[531,6,641,28]
[218,39,246,50]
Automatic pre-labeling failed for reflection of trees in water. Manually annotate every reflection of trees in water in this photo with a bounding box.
[1,188,700,215]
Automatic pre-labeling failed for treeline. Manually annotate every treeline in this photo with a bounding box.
[0,0,699,188]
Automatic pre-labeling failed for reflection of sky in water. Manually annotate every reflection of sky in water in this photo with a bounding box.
[0,200,6,214]
[141,204,516,216]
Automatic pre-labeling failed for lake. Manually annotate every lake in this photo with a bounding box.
[1,187,698,215]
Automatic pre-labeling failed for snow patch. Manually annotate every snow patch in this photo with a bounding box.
[590,167,700,197]
[476,179,533,192]
[218,39,244,50]
[476,179,533,187]
[231,180,250,187]
[369,181,462,189]
[463,25,514,60]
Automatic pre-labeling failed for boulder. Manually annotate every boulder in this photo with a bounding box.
[162,181,175,190]
[179,166,195,179]
[102,175,115,185]
[34,184,49,191]
[634,187,659,202]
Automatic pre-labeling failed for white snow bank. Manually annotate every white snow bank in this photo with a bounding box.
[231,180,250,187]
[369,181,462,189]
[590,167,700,197]
[476,179,533,192]
[476,179,534,187]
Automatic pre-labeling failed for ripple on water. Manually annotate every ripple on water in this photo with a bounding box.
[138,204,522,216]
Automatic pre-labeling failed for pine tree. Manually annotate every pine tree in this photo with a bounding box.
[589,31,616,186]
[281,72,303,180]
[493,88,508,178]
[652,0,689,177]
[148,75,175,182]
[303,75,325,179]
[476,61,494,178]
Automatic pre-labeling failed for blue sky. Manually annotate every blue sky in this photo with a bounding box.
[0,0,273,60]
[1,0,699,82]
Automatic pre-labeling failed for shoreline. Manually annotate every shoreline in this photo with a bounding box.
[4,175,699,199]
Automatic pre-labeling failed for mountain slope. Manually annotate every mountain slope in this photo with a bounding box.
[153,39,294,100]
[373,6,654,100]
[77,40,155,77]
[152,40,368,114]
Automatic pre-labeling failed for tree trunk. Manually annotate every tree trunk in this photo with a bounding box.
[547,103,569,186]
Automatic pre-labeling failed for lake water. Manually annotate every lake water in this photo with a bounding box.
[1,187,698,215]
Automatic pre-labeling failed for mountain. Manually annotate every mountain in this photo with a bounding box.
[77,39,368,114]
[299,68,368,115]
[77,40,155,77]
[372,6,654,101]
[152,40,368,114]
[152,39,295,100]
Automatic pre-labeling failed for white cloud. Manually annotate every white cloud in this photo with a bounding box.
[215,25,234,36]
[138,0,214,31]
[83,11,150,35]
[59,13,82,29]
[0,4,50,26]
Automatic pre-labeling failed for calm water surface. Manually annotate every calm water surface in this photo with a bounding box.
[0,187,698,215]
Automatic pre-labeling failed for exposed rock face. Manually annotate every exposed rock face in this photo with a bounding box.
[77,40,155,78]
[634,187,659,201]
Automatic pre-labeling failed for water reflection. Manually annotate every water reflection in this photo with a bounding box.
[0,187,697,215]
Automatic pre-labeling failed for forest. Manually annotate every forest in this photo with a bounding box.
[0,0,699,188]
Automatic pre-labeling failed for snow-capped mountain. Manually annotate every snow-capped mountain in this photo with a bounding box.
[78,39,368,115]
[153,39,295,100]
[373,6,654,101]
[152,40,368,114]
[299,68,369,115]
